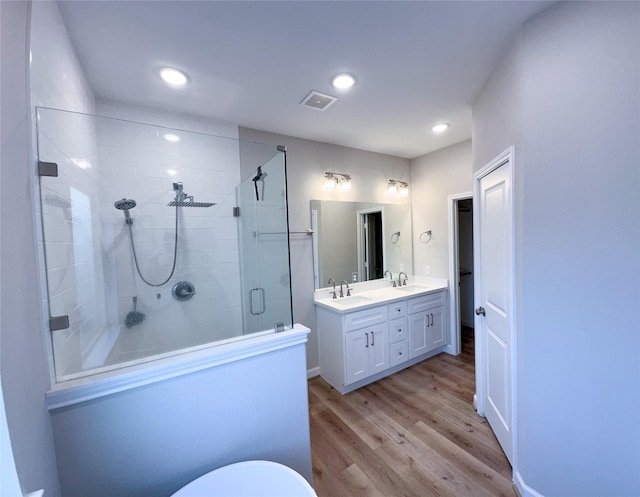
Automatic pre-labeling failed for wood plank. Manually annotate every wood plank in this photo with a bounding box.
[309,346,515,497]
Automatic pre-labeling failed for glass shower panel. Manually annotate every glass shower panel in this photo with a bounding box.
[237,150,293,334]
[36,108,292,382]
[36,108,108,378]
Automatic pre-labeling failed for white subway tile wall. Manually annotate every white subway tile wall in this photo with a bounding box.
[37,108,251,379]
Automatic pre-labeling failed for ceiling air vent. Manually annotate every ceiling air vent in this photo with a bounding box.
[300,90,337,111]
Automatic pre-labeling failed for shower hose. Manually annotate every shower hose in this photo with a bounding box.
[127,203,178,287]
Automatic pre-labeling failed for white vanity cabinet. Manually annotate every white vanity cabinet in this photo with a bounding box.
[345,323,388,384]
[408,292,446,358]
[316,288,447,394]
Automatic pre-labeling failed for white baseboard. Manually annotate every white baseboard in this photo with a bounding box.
[514,470,544,497]
[307,367,320,379]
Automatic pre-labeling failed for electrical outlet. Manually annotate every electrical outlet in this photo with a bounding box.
[352,272,357,282]
[399,263,404,272]
[424,265,431,275]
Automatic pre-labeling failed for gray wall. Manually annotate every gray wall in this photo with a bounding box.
[239,128,411,372]
[410,140,473,279]
[473,2,640,495]
[0,1,62,496]
[49,340,312,497]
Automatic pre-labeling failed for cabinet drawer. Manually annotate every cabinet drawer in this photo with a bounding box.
[388,317,407,344]
[344,305,388,332]
[388,300,407,319]
[390,341,409,367]
[407,291,445,314]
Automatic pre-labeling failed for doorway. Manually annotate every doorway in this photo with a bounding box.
[357,209,383,282]
[447,192,473,357]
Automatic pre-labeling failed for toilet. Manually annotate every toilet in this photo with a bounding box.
[171,460,317,497]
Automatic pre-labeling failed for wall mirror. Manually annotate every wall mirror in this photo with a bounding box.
[311,200,413,289]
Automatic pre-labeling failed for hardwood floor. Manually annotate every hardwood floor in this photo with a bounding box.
[308,329,515,497]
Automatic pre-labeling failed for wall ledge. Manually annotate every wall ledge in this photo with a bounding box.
[46,324,310,410]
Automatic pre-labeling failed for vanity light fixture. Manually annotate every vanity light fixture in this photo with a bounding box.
[388,179,409,197]
[430,122,449,134]
[324,172,352,191]
[332,73,356,89]
[159,67,188,86]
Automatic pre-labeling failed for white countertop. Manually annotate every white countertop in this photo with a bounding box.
[314,276,448,313]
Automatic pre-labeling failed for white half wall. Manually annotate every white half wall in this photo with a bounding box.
[49,331,313,497]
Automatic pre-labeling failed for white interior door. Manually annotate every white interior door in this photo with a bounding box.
[475,148,514,464]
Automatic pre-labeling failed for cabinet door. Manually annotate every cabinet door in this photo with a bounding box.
[345,330,370,385]
[409,311,429,358]
[429,306,446,349]
[369,324,388,375]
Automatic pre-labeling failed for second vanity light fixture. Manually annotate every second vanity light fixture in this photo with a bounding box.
[324,172,352,191]
[388,179,409,197]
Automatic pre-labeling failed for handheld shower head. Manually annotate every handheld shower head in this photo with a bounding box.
[114,198,136,224]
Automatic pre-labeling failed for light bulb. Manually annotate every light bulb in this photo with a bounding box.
[324,175,337,190]
[400,185,409,197]
[163,133,180,142]
[388,182,397,194]
[431,123,449,134]
[159,67,188,86]
[341,178,352,191]
[332,73,356,89]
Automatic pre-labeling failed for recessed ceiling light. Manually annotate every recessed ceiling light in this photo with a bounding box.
[332,73,356,89]
[163,133,180,142]
[431,123,449,134]
[159,67,188,86]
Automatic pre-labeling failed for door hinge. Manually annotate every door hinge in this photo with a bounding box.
[233,206,240,217]
[49,315,69,331]
[38,161,58,177]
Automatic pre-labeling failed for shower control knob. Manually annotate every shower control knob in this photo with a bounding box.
[172,281,196,301]
[475,306,486,316]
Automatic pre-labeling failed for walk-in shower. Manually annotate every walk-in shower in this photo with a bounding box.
[36,107,293,381]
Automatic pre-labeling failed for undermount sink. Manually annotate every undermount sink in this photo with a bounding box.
[331,296,372,306]
[395,285,431,293]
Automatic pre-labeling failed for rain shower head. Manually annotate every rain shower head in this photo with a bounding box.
[114,198,136,210]
[167,182,215,207]
[114,198,136,224]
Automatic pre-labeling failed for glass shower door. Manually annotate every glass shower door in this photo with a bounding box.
[237,149,293,334]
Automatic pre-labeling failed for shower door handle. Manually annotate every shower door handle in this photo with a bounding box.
[250,288,266,315]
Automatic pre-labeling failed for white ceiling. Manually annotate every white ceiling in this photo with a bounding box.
[57,1,553,159]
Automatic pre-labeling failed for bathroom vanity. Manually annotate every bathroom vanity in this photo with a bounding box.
[314,279,448,394]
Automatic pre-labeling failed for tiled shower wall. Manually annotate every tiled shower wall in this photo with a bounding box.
[96,112,244,365]
[37,107,247,378]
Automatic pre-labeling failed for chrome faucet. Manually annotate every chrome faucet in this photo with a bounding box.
[398,271,408,286]
[340,280,351,297]
[328,278,337,299]
[384,270,393,282]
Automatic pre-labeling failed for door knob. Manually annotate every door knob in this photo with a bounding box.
[475,306,486,316]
